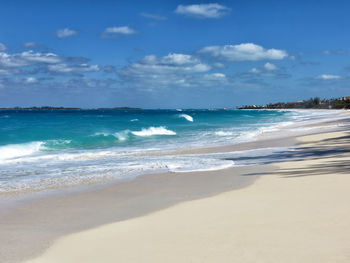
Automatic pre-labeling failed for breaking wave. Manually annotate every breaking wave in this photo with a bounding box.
[0,141,44,161]
[178,114,194,122]
[131,126,176,137]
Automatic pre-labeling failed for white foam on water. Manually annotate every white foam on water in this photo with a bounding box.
[178,114,194,122]
[215,131,235,136]
[92,131,130,141]
[0,141,44,161]
[1,109,346,193]
[131,126,176,137]
[113,130,130,141]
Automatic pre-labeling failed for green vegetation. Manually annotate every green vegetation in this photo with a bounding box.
[238,97,350,110]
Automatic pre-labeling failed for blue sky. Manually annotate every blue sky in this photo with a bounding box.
[0,0,350,108]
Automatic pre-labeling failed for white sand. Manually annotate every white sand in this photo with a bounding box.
[24,131,350,263]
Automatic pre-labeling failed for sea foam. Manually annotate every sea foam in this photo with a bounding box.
[178,114,194,122]
[131,126,176,137]
[0,141,44,160]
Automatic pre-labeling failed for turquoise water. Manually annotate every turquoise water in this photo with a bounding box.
[0,109,336,192]
[0,109,288,150]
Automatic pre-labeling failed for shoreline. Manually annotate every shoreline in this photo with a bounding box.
[1,165,274,263]
[0,110,349,262]
[1,109,347,198]
[24,126,350,263]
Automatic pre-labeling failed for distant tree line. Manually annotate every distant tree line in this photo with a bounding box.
[238,97,350,110]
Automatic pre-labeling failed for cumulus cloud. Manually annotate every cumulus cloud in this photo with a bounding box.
[203,72,227,81]
[118,53,215,89]
[175,3,230,18]
[103,26,136,36]
[249,67,260,74]
[26,77,37,83]
[264,62,278,71]
[140,12,167,20]
[0,43,7,51]
[199,43,288,61]
[47,64,100,74]
[316,74,341,80]
[120,53,210,76]
[246,62,288,79]
[0,49,101,81]
[0,50,62,67]
[56,28,78,38]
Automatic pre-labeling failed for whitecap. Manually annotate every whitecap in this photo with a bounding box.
[131,126,176,137]
[215,131,234,136]
[113,130,130,141]
[178,114,194,122]
[0,141,44,161]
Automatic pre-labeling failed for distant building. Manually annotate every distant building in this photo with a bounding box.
[341,96,350,101]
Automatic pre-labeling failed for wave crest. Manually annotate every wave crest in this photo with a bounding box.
[178,114,194,122]
[131,126,176,137]
[0,141,44,160]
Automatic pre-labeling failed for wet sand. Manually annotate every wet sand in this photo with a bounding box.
[24,130,350,263]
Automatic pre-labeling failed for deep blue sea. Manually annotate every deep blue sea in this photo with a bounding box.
[0,109,339,192]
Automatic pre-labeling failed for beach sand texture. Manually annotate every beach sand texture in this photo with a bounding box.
[24,130,350,263]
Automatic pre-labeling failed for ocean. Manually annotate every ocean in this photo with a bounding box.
[0,109,342,192]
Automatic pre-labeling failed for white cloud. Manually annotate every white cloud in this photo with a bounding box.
[48,64,100,74]
[213,62,225,68]
[203,72,226,80]
[175,3,230,18]
[250,67,260,73]
[316,74,341,80]
[0,50,99,79]
[140,12,167,20]
[120,53,210,75]
[0,43,7,51]
[0,51,62,67]
[118,53,212,89]
[56,28,77,38]
[23,42,38,48]
[264,62,278,71]
[21,51,61,64]
[26,77,37,83]
[0,69,12,75]
[199,43,288,61]
[104,26,136,35]
[247,63,289,78]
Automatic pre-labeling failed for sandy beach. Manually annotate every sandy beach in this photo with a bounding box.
[1,113,349,263]
[2,0,350,262]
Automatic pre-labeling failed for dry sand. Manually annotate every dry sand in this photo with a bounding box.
[24,130,350,263]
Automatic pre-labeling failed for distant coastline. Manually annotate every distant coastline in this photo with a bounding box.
[0,106,142,111]
[2,96,350,111]
[238,96,350,110]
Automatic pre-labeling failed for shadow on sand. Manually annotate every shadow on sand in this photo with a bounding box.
[239,132,350,178]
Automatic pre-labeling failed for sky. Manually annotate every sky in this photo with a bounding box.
[0,0,350,108]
